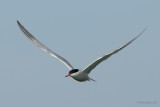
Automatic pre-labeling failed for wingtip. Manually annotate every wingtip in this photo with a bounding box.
[17,20,20,25]
[135,27,147,39]
[142,27,147,33]
[144,27,148,30]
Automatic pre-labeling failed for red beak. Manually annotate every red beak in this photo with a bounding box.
[65,74,71,77]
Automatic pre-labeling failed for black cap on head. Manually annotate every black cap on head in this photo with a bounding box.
[69,69,79,74]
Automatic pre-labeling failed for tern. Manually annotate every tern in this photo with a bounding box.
[17,21,146,82]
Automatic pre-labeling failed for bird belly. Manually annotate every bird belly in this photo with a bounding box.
[71,72,89,82]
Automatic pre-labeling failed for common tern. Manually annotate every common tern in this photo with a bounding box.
[17,21,146,82]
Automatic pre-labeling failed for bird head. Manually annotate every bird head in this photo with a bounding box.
[65,69,79,77]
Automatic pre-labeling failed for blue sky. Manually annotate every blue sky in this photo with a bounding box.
[0,0,159,107]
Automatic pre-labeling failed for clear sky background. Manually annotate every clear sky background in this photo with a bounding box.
[0,0,159,107]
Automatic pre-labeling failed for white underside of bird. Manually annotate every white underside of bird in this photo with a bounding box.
[17,20,146,82]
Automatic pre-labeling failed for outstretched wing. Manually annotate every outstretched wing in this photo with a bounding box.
[17,20,74,70]
[82,28,146,74]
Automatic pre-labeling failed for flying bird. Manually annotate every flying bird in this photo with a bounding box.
[17,21,146,82]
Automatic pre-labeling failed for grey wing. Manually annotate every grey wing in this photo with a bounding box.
[17,20,74,70]
[82,28,146,74]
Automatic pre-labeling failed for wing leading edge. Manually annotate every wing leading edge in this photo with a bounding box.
[82,28,146,74]
[17,21,74,70]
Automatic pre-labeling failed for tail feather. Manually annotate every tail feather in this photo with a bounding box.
[89,78,96,82]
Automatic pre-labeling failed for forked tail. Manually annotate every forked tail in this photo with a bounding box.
[89,78,96,82]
